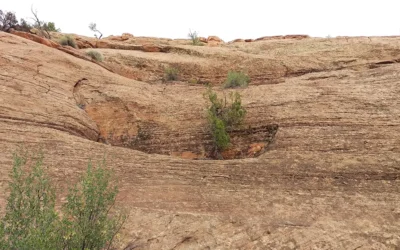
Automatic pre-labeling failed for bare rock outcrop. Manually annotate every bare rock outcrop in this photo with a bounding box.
[1,31,400,249]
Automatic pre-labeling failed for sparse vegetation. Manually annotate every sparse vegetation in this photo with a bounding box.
[59,35,77,48]
[0,150,61,249]
[43,22,60,32]
[61,160,126,250]
[89,22,103,39]
[206,89,247,152]
[0,10,18,32]
[30,7,56,38]
[0,8,59,35]
[188,30,202,46]
[164,67,179,81]
[19,18,32,32]
[86,50,104,62]
[224,71,250,88]
[0,149,126,249]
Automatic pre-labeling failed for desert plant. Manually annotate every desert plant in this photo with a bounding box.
[164,67,179,81]
[59,35,77,48]
[224,71,250,88]
[18,18,32,32]
[188,29,201,46]
[61,160,126,250]
[43,22,60,32]
[208,110,230,151]
[89,22,103,39]
[206,89,246,152]
[0,10,18,32]
[86,50,104,62]
[30,7,51,38]
[0,149,126,249]
[222,92,247,127]
[0,149,62,249]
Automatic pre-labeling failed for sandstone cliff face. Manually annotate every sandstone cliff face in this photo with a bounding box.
[0,31,400,249]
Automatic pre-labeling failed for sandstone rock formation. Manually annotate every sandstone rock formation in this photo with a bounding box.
[255,34,310,41]
[0,30,400,249]
[231,38,245,43]
[207,36,223,43]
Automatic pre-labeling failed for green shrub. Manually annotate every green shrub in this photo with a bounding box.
[43,22,60,32]
[223,92,247,127]
[59,35,77,48]
[206,89,246,152]
[208,110,230,151]
[0,149,61,249]
[86,50,104,62]
[0,149,126,249]
[61,160,126,249]
[224,71,250,88]
[165,67,179,81]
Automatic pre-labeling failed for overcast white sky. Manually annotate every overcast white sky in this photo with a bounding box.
[3,0,400,41]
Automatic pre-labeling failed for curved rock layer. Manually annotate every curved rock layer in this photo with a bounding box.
[0,31,400,249]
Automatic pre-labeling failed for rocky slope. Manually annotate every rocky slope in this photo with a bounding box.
[0,31,399,249]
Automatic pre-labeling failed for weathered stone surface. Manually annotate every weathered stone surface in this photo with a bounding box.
[107,35,130,41]
[207,36,223,43]
[9,29,59,48]
[199,37,207,43]
[1,31,400,249]
[75,37,95,48]
[231,38,245,43]
[95,39,164,53]
[122,33,134,38]
[255,34,309,41]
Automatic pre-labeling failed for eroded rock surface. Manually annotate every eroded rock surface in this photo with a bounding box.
[0,31,400,249]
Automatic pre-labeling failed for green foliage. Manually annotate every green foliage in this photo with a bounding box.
[61,160,126,250]
[222,92,247,127]
[59,35,77,48]
[224,71,250,88]
[164,67,179,81]
[188,30,202,46]
[208,111,230,151]
[0,149,126,250]
[43,22,60,32]
[0,149,61,249]
[86,50,104,62]
[0,9,58,33]
[206,89,247,151]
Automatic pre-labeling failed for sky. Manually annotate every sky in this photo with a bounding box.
[2,0,400,41]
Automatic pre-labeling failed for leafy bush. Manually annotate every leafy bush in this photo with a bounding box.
[43,22,60,32]
[222,92,247,127]
[0,149,61,249]
[164,67,179,81]
[0,10,18,32]
[188,30,202,46]
[224,71,250,88]
[208,110,230,151]
[206,89,247,151]
[59,35,77,48]
[61,160,126,249]
[0,149,126,249]
[86,50,104,62]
